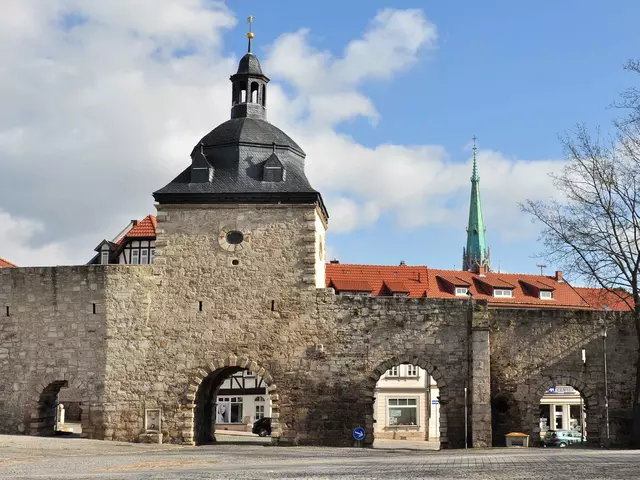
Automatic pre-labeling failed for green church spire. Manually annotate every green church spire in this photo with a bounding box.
[463,136,491,273]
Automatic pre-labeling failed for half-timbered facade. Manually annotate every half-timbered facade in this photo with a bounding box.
[215,370,271,431]
[88,215,157,265]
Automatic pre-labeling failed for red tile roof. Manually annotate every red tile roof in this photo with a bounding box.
[125,215,157,239]
[326,264,428,298]
[427,269,592,309]
[329,279,374,292]
[325,263,608,310]
[574,287,633,311]
[0,257,16,268]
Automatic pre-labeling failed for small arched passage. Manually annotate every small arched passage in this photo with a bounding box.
[529,376,599,446]
[28,374,89,437]
[182,356,278,446]
[364,356,450,449]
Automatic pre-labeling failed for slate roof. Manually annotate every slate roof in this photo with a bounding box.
[235,53,265,77]
[0,257,16,268]
[199,117,304,155]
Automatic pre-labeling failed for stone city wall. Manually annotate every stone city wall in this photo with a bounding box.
[0,266,109,436]
[489,307,636,446]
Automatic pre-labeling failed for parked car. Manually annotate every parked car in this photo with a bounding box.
[542,430,585,447]
[252,417,271,437]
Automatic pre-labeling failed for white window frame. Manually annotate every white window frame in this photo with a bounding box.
[387,366,399,377]
[101,251,109,265]
[140,249,149,264]
[149,248,155,264]
[131,249,139,265]
[406,365,418,377]
[455,287,468,296]
[254,396,266,421]
[493,289,513,298]
[539,291,553,300]
[386,397,419,427]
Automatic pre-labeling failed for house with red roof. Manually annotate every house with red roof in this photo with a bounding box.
[88,214,157,265]
[0,257,17,268]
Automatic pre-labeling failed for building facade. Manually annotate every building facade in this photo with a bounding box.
[0,27,636,450]
[373,365,439,441]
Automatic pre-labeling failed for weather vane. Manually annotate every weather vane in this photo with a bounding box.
[247,15,255,53]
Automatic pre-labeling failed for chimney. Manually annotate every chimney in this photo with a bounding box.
[399,260,406,266]
[131,220,138,226]
[555,271,563,282]
[330,259,340,264]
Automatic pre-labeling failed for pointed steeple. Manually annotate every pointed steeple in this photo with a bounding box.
[462,136,491,273]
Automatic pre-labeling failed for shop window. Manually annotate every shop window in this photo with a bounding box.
[216,397,243,424]
[387,398,418,426]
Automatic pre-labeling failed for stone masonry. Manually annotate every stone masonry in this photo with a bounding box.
[0,201,636,448]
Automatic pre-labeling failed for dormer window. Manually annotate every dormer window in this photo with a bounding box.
[493,289,513,298]
[264,148,285,182]
[539,291,553,300]
[101,251,109,265]
[455,287,468,296]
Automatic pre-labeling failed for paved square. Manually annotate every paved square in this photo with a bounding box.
[1,435,638,479]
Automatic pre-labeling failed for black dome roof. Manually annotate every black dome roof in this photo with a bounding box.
[199,117,304,155]
[236,53,264,76]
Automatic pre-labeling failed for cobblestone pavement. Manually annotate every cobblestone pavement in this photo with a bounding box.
[1,434,639,479]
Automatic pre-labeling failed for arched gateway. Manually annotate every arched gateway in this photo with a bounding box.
[181,356,279,445]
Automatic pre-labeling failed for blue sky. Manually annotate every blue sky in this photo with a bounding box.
[1,1,639,279]
[232,1,640,274]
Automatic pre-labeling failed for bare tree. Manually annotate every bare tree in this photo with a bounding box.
[522,63,640,445]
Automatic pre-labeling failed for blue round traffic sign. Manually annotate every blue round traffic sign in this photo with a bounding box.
[353,427,365,441]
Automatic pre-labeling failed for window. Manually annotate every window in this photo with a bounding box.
[101,251,109,265]
[255,396,266,420]
[406,365,418,377]
[493,289,512,298]
[455,287,468,296]
[150,248,155,264]
[216,397,243,424]
[141,249,149,265]
[539,291,553,300]
[387,398,418,426]
[387,366,399,377]
[131,249,139,265]
[392,292,409,297]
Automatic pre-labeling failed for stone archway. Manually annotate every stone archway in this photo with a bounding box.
[364,355,450,449]
[529,375,599,446]
[28,373,89,437]
[181,355,279,446]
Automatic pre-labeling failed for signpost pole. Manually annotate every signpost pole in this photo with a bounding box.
[464,385,468,449]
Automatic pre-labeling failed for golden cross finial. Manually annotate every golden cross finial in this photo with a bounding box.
[246,15,255,53]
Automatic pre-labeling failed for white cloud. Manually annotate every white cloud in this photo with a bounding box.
[0,210,73,267]
[0,3,563,266]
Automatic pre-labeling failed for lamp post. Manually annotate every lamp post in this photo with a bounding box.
[601,324,610,443]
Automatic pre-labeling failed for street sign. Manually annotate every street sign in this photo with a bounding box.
[353,427,365,441]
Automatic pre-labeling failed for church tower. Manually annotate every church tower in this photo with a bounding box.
[462,137,491,273]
